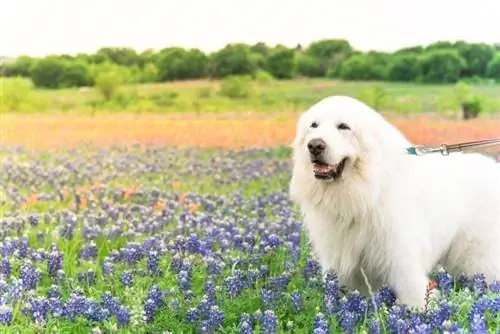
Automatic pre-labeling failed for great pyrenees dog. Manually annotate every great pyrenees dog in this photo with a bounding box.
[289,95,500,310]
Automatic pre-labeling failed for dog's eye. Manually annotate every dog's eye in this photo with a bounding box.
[311,122,319,128]
[337,122,350,130]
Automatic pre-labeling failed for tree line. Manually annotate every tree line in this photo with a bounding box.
[3,39,500,89]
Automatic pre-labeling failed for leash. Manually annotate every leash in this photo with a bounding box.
[406,138,500,156]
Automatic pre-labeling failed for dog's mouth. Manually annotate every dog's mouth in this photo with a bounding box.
[312,158,348,180]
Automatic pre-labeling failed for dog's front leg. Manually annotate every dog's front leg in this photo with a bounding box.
[387,260,429,311]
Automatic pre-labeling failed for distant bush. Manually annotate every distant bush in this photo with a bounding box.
[305,39,353,76]
[356,85,388,110]
[461,96,483,120]
[486,53,500,81]
[265,46,296,79]
[219,75,254,99]
[157,47,207,81]
[387,53,421,82]
[254,70,275,83]
[59,60,93,87]
[3,56,35,77]
[338,53,388,81]
[1,77,34,112]
[208,44,259,78]
[140,63,159,83]
[418,49,466,83]
[94,69,123,100]
[296,54,323,77]
[31,57,67,88]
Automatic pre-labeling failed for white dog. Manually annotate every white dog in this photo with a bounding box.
[289,95,500,310]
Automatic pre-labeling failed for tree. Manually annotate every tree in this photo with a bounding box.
[95,47,141,67]
[3,55,35,77]
[250,42,270,57]
[157,47,207,81]
[387,53,421,82]
[455,42,495,77]
[305,39,353,76]
[486,53,500,80]
[418,49,466,83]
[296,54,323,77]
[265,46,297,79]
[338,53,388,81]
[207,43,258,78]
[59,60,93,87]
[31,57,67,88]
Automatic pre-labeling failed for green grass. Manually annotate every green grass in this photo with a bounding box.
[3,77,500,116]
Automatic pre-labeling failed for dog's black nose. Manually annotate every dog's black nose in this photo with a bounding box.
[307,138,326,155]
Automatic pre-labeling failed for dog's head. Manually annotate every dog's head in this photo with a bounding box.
[291,95,410,183]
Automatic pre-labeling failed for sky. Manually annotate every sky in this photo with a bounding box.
[1,0,499,58]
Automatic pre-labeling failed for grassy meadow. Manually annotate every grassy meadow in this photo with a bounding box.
[1,77,500,333]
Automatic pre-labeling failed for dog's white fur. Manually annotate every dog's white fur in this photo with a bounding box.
[290,95,500,309]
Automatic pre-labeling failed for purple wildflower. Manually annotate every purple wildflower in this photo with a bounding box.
[239,313,253,334]
[79,242,98,260]
[313,312,329,333]
[261,310,277,334]
[142,299,157,323]
[20,261,41,290]
[120,271,133,287]
[47,249,64,277]
[116,307,130,327]
[0,305,13,325]
[0,258,11,276]
[147,250,160,275]
[291,291,302,312]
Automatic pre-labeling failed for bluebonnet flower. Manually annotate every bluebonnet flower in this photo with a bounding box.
[101,291,120,315]
[120,271,133,287]
[102,260,113,276]
[142,299,157,323]
[224,271,247,298]
[47,285,61,299]
[47,249,64,277]
[186,307,198,324]
[472,274,488,296]
[436,270,454,295]
[303,256,321,281]
[469,313,487,334]
[80,241,97,260]
[65,292,89,321]
[0,258,11,276]
[0,305,13,325]
[489,280,500,293]
[146,285,164,308]
[147,250,160,275]
[240,314,253,333]
[78,270,96,285]
[20,261,41,290]
[261,289,278,310]
[169,299,180,313]
[313,312,329,333]
[369,319,381,334]
[261,310,277,334]
[427,301,456,330]
[177,269,192,292]
[28,215,39,227]
[290,291,302,312]
[206,305,224,330]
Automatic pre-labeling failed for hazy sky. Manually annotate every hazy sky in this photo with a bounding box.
[2,0,499,57]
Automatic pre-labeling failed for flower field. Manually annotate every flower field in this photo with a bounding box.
[0,112,499,333]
